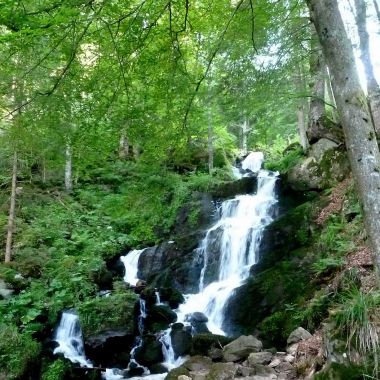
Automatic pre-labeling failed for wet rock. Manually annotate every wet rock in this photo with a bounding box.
[85,331,134,368]
[146,304,177,332]
[287,327,312,345]
[223,335,263,362]
[170,324,192,358]
[186,312,210,334]
[159,287,185,308]
[149,363,169,374]
[192,334,232,357]
[211,176,257,199]
[134,335,163,366]
[248,352,273,365]
[208,347,224,361]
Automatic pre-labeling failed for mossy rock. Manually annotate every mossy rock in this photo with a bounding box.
[77,290,138,338]
[191,333,233,356]
[164,366,190,380]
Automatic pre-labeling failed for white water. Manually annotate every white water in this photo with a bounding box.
[176,165,278,335]
[241,151,264,173]
[53,311,93,368]
[120,249,145,286]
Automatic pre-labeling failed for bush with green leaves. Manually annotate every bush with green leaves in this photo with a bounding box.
[0,324,40,380]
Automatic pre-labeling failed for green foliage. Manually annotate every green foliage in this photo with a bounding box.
[41,359,69,380]
[332,288,380,370]
[0,324,40,380]
[312,257,345,277]
[77,290,138,338]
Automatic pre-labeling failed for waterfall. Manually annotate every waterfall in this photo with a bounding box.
[120,249,145,286]
[53,311,93,368]
[241,151,264,173]
[176,157,278,335]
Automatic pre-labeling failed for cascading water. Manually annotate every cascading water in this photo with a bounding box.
[176,161,278,334]
[53,311,93,368]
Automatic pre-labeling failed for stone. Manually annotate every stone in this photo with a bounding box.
[170,325,192,357]
[178,376,192,380]
[164,366,190,380]
[208,347,223,361]
[253,364,277,379]
[134,335,163,366]
[223,335,263,362]
[309,138,338,162]
[248,352,273,366]
[287,327,312,345]
[192,334,232,357]
[183,356,213,372]
[190,370,209,380]
[284,355,294,363]
[268,358,281,368]
[286,344,298,356]
[206,362,238,380]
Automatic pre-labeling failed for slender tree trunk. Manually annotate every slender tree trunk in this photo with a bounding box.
[132,145,140,159]
[295,64,309,151]
[5,152,17,263]
[354,0,380,136]
[325,65,338,122]
[373,0,380,24]
[307,25,326,144]
[119,130,129,159]
[208,110,214,174]
[240,119,251,154]
[307,0,380,278]
[65,142,72,192]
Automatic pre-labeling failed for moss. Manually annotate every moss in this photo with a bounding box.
[315,363,370,380]
[77,290,138,338]
[41,359,70,380]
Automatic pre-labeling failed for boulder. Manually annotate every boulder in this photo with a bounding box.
[170,324,193,358]
[134,335,163,367]
[192,334,232,357]
[223,335,263,362]
[252,364,277,379]
[145,304,177,333]
[206,362,238,380]
[286,327,312,345]
[247,352,273,366]
[186,312,210,334]
[183,356,213,372]
[165,366,190,380]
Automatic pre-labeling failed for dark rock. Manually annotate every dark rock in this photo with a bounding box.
[165,366,190,380]
[170,325,192,358]
[85,331,134,368]
[149,363,169,374]
[145,305,177,333]
[134,335,164,367]
[191,333,233,357]
[159,287,185,309]
[211,176,257,198]
[186,312,210,334]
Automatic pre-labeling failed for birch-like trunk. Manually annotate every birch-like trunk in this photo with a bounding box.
[65,142,72,192]
[307,0,380,277]
[325,66,338,122]
[5,152,17,263]
[373,0,380,24]
[119,130,129,159]
[354,0,380,136]
[208,110,214,174]
[295,64,309,151]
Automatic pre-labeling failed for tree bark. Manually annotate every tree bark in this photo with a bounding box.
[5,152,17,263]
[354,0,380,136]
[307,0,380,278]
[65,142,72,192]
[119,130,129,159]
[295,64,309,151]
[307,25,326,144]
[373,0,380,24]
[208,110,214,174]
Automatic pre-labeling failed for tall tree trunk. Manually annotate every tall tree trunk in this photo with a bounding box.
[119,130,129,159]
[295,64,309,151]
[307,0,380,278]
[354,0,380,136]
[240,119,251,154]
[307,25,326,144]
[65,142,72,192]
[5,152,17,263]
[208,110,214,174]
